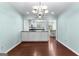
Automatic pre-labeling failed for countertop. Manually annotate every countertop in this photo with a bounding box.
[21,31,48,32]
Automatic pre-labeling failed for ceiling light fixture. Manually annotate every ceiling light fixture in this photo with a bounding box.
[32,2,49,19]
[51,11,55,15]
[26,12,30,14]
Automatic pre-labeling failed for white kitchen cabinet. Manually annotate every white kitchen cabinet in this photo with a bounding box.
[22,32,29,41]
[22,31,49,41]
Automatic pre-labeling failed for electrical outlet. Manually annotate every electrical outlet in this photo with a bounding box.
[1,46,3,51]
[0,46,1,52]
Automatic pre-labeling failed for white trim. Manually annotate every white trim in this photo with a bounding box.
[56,19,58,41]
[57,40,79,56]
[4,41,22,53]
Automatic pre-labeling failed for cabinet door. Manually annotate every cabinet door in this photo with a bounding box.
[35,32,41,41]
[22,32,29,41]
[29,32,34,41]
[29,32,40,41]
[40,32,49,41]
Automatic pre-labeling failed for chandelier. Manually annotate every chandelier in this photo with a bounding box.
[32,2,48,19]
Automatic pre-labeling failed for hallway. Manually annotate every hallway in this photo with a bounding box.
[0,2,79,56]
[8,37,77,56]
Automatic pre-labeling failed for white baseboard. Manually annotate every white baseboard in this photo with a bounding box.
[4,41,22,53]
[57,40,79,56]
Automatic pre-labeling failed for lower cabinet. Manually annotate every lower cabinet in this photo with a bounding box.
[22,31,49,41]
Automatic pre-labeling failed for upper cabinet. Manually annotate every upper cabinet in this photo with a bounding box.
[24,19,56,31]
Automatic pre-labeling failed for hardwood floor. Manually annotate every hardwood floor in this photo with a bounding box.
[8,37,77,56]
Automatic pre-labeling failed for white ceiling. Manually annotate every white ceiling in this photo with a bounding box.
[8,2,77,18]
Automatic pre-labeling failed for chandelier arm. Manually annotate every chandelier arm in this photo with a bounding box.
[32,2,48,20]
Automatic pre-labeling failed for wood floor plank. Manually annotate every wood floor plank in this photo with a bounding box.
[8,37,77,56]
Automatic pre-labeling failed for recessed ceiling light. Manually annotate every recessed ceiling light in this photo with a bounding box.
[26,12,30,14]
[51,12,55,15]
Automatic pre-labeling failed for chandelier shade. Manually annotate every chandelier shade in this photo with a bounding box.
[32,2,49,19]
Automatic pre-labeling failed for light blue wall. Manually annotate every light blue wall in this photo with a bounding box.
[0,3,23,53]
[58,4,79,52]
